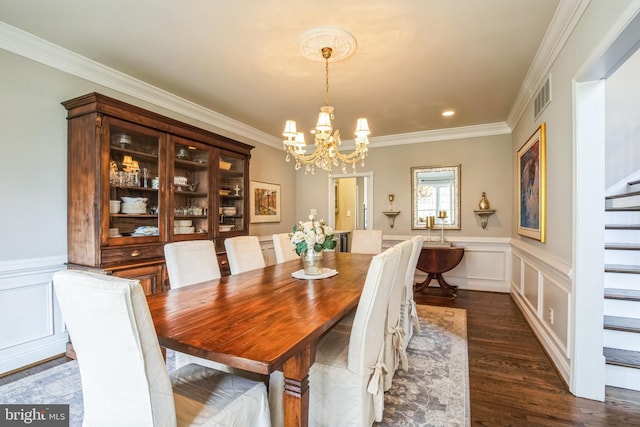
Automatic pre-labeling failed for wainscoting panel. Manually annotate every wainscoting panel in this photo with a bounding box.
[510,240,572,383]
[0,257,68,375]
[385,235,512,293]
[523,261,540,312]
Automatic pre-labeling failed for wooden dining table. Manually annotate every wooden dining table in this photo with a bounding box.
[146,251,373,427]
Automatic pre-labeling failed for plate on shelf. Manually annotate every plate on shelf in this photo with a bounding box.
[219,225,235,232]
[219,189,231,196]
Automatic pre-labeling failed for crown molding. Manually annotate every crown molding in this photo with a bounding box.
[5,7,583,151]
[0,21,282,149]
[346,122,512,149]
[507,0,591,129]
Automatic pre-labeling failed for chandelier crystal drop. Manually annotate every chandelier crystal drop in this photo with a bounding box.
[282,44,370,174]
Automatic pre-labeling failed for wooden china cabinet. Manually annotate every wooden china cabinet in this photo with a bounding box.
[63,93,252,293]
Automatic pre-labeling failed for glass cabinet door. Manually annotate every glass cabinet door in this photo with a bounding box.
[218,152,245,234]
[107,119,162,243]
[170,137,211,240]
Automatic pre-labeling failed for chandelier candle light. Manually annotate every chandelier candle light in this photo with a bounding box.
[282,28,370,174]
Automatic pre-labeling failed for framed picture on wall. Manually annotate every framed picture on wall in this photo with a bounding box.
[249,180,281,223]
[517,123,546,242]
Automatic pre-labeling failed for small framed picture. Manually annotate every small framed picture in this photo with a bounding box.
[517,123,546,242]
[249,181,281,223]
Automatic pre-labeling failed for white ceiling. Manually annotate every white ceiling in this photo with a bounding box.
[0,0,567,143]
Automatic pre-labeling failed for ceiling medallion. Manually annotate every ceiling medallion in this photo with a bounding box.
[283,28,369,174]
[299,27,357,62]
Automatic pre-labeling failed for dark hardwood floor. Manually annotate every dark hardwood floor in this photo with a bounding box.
[3,289,640,426]
[416,289,640,426]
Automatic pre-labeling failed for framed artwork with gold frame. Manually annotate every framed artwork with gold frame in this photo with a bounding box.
[517,123,546,242]
[249,180,281,223]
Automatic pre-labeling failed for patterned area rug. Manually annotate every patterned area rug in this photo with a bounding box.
[0,305,468,427]
[376,305,469,427]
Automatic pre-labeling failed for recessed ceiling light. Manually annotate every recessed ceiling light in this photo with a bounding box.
[442,110,455,117]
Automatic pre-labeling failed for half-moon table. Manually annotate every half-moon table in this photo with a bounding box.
[414,246,464,298]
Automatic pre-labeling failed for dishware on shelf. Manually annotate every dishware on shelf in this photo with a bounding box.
[174,220,193,227]
[174,226,195,234]
[174,176,188,186]
[222,207,237,216]
[151,177,160,189]
[219,225,235,232]
[112,133,131,148]
[121,197,148,214]
[132,226,158,236]
[108,228,121,238]
[142,168,149,188]
[176,148,189,160]
[109,200,121,214]
[219,160,232,170]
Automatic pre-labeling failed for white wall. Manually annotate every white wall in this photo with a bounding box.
[605,48,640,189]
[509,0,640,398]
[296,133,513,237]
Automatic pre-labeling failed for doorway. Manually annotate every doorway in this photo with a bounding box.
[328,172,373,231]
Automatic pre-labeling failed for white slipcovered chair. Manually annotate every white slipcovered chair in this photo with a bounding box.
[272,233,298,264]
[350,229,383,254]
[224,235,266,274]
[400,235,425,348]
[382,238,414,391]
[53,270,271,427]
[164,240,221,289]
[307,244,401,426]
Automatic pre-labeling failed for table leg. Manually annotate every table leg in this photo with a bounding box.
[414,273,458,298]
[436,273,458,296]
[414,273,437,293]
[283,343,314,427]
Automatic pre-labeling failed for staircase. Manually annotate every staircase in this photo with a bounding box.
[604,179,640,391]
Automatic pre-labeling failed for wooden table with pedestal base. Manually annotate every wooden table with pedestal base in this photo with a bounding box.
[414,246,464,299]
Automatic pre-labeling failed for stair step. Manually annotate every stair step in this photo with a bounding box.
[606,190,640,200]
[604,315,640,333]
[605,224,640,230]
[629,179,640,186]
[604,347,640,369]
[605,243,640,250]
[605,206,640,212]
[604,288,640,302]
[605,264,640,274]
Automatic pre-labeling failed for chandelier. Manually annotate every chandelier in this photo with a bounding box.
[282,29,370,174]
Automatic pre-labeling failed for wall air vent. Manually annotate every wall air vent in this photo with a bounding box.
[534,75,551,119]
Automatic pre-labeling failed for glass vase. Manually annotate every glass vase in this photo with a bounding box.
[302,249,324,275]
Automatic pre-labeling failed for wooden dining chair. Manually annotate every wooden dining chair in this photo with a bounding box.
[164,240,221,289]
[350,229,383,254]
[224,235,266,274]
[272,232,299,264]
[400,235,425,348]
[53,270,271,427]
[308,244,401,426]
[382,238,414,391]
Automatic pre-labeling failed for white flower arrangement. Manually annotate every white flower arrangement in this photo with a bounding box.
[290,215,336,255]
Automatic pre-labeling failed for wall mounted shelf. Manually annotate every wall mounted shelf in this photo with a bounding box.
[382,211,400,228]
[474,209,496,229]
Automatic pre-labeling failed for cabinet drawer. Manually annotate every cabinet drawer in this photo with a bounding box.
[102,244,164,264]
